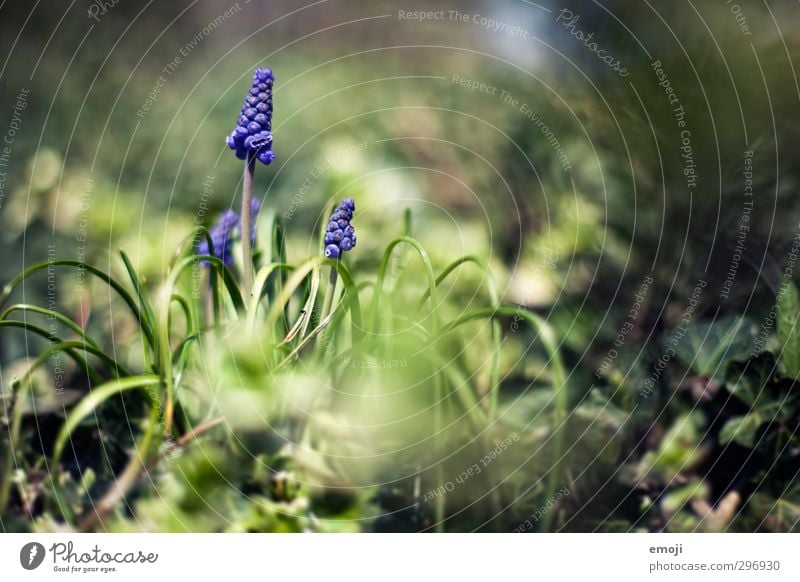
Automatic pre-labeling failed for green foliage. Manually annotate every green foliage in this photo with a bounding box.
[723,353,798,448]
[747,485,800,533]
[777,277,800,379]
[633,412,707,487]
[672,316,753,380]
[5,213,800,532]
[0,205,575,532]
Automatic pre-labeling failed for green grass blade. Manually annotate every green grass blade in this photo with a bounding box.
[0,322,125,380]
[1,304,102,350]
[166,254,244,313]
[49,375,160,524]
[777,277,800,378]
[169,225,213,270]
[416,255,502,420]
[431,305,568,531]
[170,294,196,336]
[370,236,439,335]
[265,257,325,333]
[248,263,295,328]
[0,259,155,347]
[51,375,160,466]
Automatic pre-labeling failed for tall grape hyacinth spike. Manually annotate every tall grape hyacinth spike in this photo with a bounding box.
[324,198,357,259]
[226,68,275,165]
[227,67,275,297]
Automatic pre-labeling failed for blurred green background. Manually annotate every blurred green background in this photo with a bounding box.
[2,2,799,352]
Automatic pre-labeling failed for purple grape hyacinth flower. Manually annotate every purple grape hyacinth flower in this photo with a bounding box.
[196,197,262,267]
[324,198,357,259]
[197,210,239,266]
[226,68,275,165]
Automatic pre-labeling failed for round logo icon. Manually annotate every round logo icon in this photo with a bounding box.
[19,542,46,570]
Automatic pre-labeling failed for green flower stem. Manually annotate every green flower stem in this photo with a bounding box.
[320,267,338,327]
[241,151,257,299]
[402,207,413,237]
[314,267,339,357]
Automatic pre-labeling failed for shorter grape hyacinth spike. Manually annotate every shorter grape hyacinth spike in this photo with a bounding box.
[197,210,239,266]
[196,197,262,266]
[324,198,357,259]
[226,68,275,165]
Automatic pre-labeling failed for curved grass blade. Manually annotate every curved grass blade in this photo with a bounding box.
[0,259,155,347]
[51,375,160,465]
[170,293,197,337]
[265,257,325,333]
[170,255,244,313]
[0,338,134,514]
[248,263,295,328]
[50,375,160,524]
[417,255,502,421]
[431,305,568,531]
[1,304,102,350]
[369,236,442,528]
[169,225,214,270]
[0,322,124,381]
[370,236,439,335]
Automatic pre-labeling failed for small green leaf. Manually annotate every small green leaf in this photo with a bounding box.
[749,487,800,532]
[672,316,752,380]
[726,352,776,407]
[636,412,706,483]
[719,414,762,447]
[661,479,709,515]
[777,277,800,378]
[725,354,799,423]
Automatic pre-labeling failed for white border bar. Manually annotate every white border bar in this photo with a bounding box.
[1,533,797,580]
